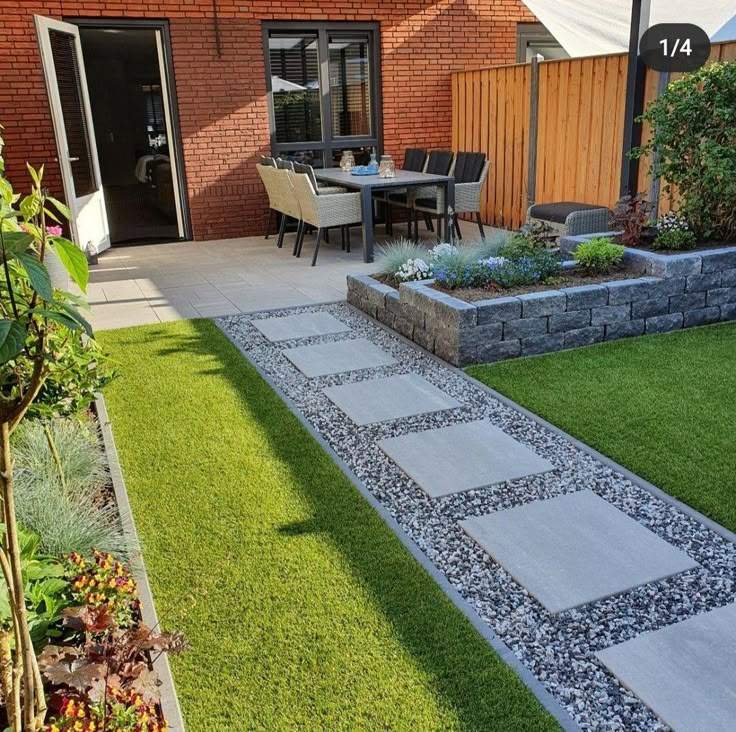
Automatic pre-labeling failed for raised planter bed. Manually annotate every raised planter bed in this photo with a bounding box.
[347,240,736,366]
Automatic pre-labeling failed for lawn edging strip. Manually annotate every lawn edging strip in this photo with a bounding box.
[96,395,187,732]
[352,303,736,548]
[214,320,581,732]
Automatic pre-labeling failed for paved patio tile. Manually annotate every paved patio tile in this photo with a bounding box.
[461,490,698,613]
[253,312,350,342]
[596,603,736,732]
[378,420,554,498]
[283,338,396,377]
[323,373,462,425]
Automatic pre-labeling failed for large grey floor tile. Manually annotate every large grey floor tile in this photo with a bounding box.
[378,420,554,498]
[596,603,736,732]
[461,490,698,613]
[323,373,461,425]
[282,338,396,377]
[253,311,350,342]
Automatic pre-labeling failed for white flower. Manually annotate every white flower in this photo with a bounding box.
[395,258,433,282]
[428,243,457,260]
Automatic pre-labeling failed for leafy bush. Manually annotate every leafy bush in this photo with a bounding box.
[13,419,133,559]
[632,61,736,241]
[375,238,427,276]
[573,237,625,274]
[653,228,697,251]
[610,193,654,246]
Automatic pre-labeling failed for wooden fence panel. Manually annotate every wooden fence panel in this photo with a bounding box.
[452,40,736,231]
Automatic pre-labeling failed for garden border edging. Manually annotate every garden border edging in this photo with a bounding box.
[95,395,187,732]
[214,319,581,732]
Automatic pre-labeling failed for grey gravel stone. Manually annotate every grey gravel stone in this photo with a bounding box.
[518,291,566,318]
[590,304,631,326]
[683,307,721,328]
[562,284,609,310]
[219,302,736,732]
[564,327,604,348]
[549,309,591,333]
[605,320,645,341]
[476,296,522,324]
[646,312,684,334]
[504,317,547,340]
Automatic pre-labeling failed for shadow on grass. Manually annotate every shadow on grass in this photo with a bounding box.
[113,318,557,730]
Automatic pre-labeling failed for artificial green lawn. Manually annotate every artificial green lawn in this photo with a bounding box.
[467,322,736,533]
[99,320,557,732]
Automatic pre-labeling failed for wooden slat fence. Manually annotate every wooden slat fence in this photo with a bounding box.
[452,41,736,230]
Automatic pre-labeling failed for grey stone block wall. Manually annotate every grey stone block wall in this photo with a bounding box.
[346,245,736,366]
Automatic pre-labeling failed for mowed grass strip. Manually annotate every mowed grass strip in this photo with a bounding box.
[100,319,558,731]
[467,323,736,532]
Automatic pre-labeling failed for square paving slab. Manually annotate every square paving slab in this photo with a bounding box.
[461,490,698,613]
[596,603,736,732]
[252,311,350,342]
[377,420,554,498]
[282,338,396,378]
[322,373,462,425]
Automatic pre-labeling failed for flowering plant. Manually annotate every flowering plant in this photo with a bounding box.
[657,211,690,233]
[480,254,560,288]
[66,551,139,629]
[42,689,167,732]
[395,258,433,282]
[427,242,457,260]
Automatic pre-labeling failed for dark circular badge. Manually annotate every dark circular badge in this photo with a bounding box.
[640,23,711,72]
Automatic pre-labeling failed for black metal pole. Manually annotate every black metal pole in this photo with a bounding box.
[620,0,648,197]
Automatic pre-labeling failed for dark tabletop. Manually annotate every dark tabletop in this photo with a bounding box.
[315,168,453,190]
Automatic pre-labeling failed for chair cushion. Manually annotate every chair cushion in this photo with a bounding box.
[260,156,276,167]
[530,201,606,224]
[403,148,427,173]
[453,152,485,183]
[414,197,438,210]
[292,161,318,188]
[425,150,454,176]
[387,192,410,206]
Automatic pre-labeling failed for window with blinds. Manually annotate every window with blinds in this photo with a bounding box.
[49,29,97,197]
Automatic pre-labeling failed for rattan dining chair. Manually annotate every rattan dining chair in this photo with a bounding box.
[256,163,280,240]
[287,170,362,266]
[413,152,489,240]
[387,150,453,239]
[271,166,303,249]
[383,147,427,236]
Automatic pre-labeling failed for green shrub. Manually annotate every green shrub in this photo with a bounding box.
[13,418,134,559]
[632,61,736,241]
[375,238,427,276]
[573,237,625,274]
[653,228,697,251]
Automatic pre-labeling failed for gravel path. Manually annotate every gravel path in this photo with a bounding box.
[218,303,736,732]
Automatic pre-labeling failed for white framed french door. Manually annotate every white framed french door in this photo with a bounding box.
[35,15,111,254]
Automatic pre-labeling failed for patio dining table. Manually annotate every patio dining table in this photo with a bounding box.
[315,168,455,263]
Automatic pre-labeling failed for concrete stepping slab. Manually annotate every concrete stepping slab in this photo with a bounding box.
[323,373,462,425]
[283,338,396,377]
[596,603,736,732]
[252,311,350,341]
[377,420,554,498]
[461,490,698,613]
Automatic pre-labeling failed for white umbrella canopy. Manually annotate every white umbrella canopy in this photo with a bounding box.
[523,0,736,57]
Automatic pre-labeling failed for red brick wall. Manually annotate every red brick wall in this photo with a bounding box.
[0,0,534,241]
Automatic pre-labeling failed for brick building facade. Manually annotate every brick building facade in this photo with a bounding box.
[1,0,535,242]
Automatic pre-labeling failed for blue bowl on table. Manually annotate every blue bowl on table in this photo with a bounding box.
[351,164,379,176]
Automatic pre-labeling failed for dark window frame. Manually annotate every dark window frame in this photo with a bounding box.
[262,21,383,166]
[63,16,192,241]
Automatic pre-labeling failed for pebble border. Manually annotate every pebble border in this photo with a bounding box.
[217,304,736,732]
